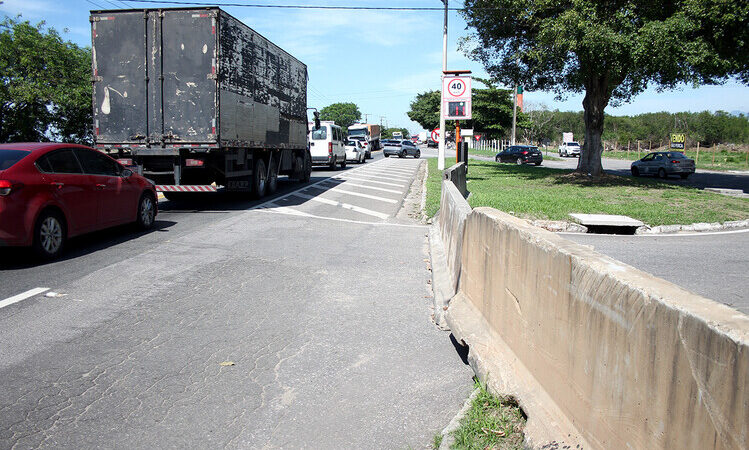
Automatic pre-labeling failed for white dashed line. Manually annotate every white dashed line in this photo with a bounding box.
[0,287,50,310]
[291,192,390,219]
[327,188,398,203]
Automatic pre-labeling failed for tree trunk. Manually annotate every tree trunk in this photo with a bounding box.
[577,76,610,177]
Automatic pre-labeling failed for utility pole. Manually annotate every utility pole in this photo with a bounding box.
[438,0,448,170]
[362,113,370,123]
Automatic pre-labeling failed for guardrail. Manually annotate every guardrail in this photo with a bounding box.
[437,182,749,449]
[443,162,468,198]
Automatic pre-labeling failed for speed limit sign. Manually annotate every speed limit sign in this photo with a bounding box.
[442,75,472,120]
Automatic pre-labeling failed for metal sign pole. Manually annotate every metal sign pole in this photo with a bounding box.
[438,0,448,171]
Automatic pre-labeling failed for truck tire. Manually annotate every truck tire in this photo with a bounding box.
[300,151,311,183]
[267,156,278,194]
[253,158,267,198]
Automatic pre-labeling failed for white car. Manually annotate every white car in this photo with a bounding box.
[345,140,366,164]
[559,141,581,157]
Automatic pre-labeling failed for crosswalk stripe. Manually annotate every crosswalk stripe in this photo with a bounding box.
[328,188,398,203]
[334,176,406,187]
[321,180,401,194]
[291,192,390,219]
[375,166,415,174]
[357,169,412,179]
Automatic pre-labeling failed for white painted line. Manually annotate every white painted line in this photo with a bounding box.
[328,188,398,203]
[0,287,50,310]
[375,166,417,174]
[255,207,426,228]
[348,172,412,182]
[291,192,390,219]
[358,169,413,179]
[262,204,315,217]
[559,227,749,238]
[321,180,401,194]
[334,176,407,187]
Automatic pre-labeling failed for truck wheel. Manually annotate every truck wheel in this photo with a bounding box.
[301,151,312,183]
[267,156,278,194]
[253,158,267,198]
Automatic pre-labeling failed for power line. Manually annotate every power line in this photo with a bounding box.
[85,0,108,8]
[117,0,472,10]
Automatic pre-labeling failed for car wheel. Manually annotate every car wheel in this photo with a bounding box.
[658,168,667,179]
[33,210,66,260]
[535,161,541,166]
[340,156,347,169]
[415,150,421,159]
[631,167,640,177]
[680,173,689,179]
[495,156,501,163]
[384,153,390,158]
[399,151,405,158]
[516,157,523,165]
[267,157,279,194]
[136,193,156,230]
[329,155,337,170]
[253,158,267,198]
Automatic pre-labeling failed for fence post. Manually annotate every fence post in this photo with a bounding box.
[627,140,630,159]
[712,144,716,165]
[696,142,700,165]
[637,140,640,159]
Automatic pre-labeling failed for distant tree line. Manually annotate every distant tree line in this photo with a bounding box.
[521,109,749,147]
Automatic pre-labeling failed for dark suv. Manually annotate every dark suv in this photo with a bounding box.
[495,145,543,166]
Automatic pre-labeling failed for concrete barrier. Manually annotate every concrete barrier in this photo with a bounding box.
[445,207,749,449]
[444,162,468,198]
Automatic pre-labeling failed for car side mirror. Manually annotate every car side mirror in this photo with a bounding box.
[121,168,133,178]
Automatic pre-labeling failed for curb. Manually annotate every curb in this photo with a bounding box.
[438,387,480,450]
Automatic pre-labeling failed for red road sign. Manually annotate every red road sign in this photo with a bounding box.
[431,128,440,142]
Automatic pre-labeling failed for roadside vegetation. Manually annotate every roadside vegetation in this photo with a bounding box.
[426,158,749,226]
[446,382,525,450]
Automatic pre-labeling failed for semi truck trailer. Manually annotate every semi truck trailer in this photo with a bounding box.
[347,123,381,155]
[90,7,312,198]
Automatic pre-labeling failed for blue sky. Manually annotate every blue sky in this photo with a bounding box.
[2,0,748,134]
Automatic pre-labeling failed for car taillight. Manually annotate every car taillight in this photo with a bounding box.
[671,160,680,163]
[117,158,134,166]
[0,180,22,196]
[328,142,333,154]
[185,159,204,167]
[522,151,529,155]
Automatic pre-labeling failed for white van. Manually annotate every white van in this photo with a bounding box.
[308,121,347,169]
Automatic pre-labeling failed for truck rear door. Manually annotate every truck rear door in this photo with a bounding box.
[161,10,217,143]
[92,12,148,144]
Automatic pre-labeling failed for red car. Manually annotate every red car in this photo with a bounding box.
[0,143,158,259]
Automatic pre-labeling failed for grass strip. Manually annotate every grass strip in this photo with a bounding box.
[425,158,749,226]
[449,381,526,450]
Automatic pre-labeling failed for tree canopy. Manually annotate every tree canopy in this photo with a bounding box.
[461,0,749,175]
[319,102,361,132]
[0,17,92,143]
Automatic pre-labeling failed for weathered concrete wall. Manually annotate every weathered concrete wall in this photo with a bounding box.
[443,162,468,198]
[439,180,471,294]
[447,207,749,449]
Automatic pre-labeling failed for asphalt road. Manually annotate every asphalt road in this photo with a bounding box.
[0,152,474,448]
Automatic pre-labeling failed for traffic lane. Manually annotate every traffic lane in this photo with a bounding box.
[0,193,471,447]
[544,156,749,192]
[562,229,749,314]
[0,153,388,300]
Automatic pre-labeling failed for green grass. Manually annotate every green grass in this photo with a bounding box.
[433,433,443,449]
[426,158,749,226]
[602,147,749,171]
[450,382,526,450]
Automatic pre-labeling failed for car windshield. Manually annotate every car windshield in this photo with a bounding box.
[568,142,580,147]
[310,128,327,140]
[348,129,366,137]
[0,149,31,170]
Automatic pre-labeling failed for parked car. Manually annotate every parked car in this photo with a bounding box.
[0,143,158,259]
[495,145,543,165]
[631,152,695,179]
[559,141,581,157]
[427,140,438,148]
[383,140,421,158]
[344,140,366,164]
[309,121,347,169]
[347,135,372,159]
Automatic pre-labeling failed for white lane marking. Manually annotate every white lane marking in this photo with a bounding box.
[0,287,50,310]
[255,207,425,228]
[334,176,406,187]
[291,192,390,219]
[252,158,390,210]
[357,169,413,179]
[327,188,398,203]
[320,181,401,194]
[375,166,418,174]
[558,227,749,238]
[261,205,315,217]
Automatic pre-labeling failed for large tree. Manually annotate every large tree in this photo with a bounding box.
[0,17,92,143]
[407,91,441,131]
[319,102,361,131]
[461,0,748,176]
